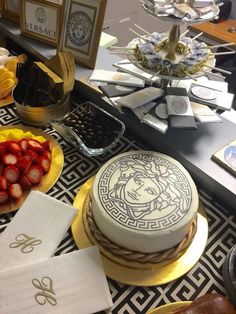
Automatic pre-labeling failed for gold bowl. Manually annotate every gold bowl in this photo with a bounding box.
[12,87,71,126]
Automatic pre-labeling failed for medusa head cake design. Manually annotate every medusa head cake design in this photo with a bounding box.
[97,152,193,231]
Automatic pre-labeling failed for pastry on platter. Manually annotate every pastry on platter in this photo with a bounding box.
[173,293,236,314]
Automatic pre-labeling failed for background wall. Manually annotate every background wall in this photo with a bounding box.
[230,0,236,19]
[103,0,172,46]
[103,0,235,46]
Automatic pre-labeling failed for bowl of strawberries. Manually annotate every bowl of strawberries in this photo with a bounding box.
[0,126,64,213]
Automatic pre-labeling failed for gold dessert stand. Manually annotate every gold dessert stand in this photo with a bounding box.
[71,177,208,286]
[161,24,180,89]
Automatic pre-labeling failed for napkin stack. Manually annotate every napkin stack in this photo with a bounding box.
[0,190,113,314]
[0,248,113,314]
[0,190,77,271]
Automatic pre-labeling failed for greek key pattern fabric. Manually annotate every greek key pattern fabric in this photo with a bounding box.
[0,105,235,314]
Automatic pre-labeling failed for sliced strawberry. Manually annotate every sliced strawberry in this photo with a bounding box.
[25,165,43,184]
[42,140,52,152]
[19,175,32,190]
[3,165,20,183]
[27,139,44,153]
[0,145,6,156]
[2,153,18,165]
[0,140,12,148]
[0,163,4,176]
[25,150,38,162]
[42,150,52,161]
[19,139,28,151]
[8,183,23,199]
[0,176,7,190]
[36,156,51,174]
[8,142,22,154]
[18,154,32,163]
[17,159,32,175]
[0,191,8,204]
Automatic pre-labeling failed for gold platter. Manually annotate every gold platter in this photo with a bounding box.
[0,125,64,214]
[147,302,191,314]
[72,177,208,286]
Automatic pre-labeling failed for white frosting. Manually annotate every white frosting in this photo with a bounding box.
[91,151,199,253]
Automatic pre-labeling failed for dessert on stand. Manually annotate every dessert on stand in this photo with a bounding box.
[140,0,219,24]
[104,0,235,134]
[110,0,236,88]
[131,0,220,87]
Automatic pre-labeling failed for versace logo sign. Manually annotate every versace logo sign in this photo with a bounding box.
[66,10,92,47]
[32,276,57,306]
[9,234,42,253]
[98,153,192,231]
[35,7,47,23]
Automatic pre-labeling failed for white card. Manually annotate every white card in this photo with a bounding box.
[133,101,157,120]
[113,59,160,83]
[142,113,168,134]
[0,190,77,272]
[115,87,164,109]
[0,247,113,314]
[89,69,145,87]
[166,95,193,116]
[191,101,222,123]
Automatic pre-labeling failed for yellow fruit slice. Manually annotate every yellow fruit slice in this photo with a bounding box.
[5,57,18,74]
[0,129,46,142]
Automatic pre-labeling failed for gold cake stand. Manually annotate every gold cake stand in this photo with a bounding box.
[71,177,208,286]
[147,301,191,314]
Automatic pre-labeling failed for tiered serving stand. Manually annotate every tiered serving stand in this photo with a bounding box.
[127,0,220,88]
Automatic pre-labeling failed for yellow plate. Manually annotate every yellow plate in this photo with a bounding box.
[72,177,208,286]
[147,302,191,314]
[0,125,64,214]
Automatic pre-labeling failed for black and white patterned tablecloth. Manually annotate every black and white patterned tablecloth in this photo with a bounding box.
[0,104,235,314]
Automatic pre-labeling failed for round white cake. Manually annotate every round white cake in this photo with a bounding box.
[91,151,199,253]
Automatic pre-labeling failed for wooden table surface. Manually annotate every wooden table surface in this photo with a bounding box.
[189,19,236,47]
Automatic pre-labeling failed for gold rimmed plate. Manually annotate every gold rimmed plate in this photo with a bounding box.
[0,125,64,214]
[72,177,208,286]
[147,302,191,314]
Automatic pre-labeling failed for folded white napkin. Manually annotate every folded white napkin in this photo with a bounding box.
[0,247,113,314]
[0,190,77,272]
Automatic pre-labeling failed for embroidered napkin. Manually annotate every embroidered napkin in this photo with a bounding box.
[0,247,113,314]
[0,190,77,272]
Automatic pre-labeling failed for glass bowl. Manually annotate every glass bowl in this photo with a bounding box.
[51,101,126,157]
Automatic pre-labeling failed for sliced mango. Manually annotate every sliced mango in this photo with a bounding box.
[0,128,46,142]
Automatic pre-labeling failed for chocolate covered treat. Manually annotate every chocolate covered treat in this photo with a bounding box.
[173,293,236,314]
[129,31,212,77]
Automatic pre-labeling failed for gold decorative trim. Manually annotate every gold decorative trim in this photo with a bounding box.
[32,276,57,306]
[72,177,209,286]
[85,197,197,264]
[9,233,42,253]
